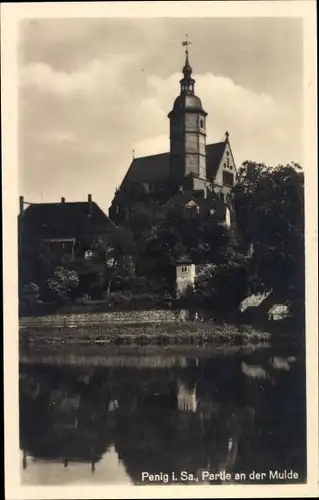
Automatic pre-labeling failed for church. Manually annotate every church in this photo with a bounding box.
[109,42,238,227]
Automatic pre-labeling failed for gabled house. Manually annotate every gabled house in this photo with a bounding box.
[18,194,118,273]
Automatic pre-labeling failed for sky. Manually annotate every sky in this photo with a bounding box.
[19,17,303,214]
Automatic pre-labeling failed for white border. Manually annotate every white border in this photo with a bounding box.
[2,2,318,499]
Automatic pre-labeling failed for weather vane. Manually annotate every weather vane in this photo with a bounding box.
[182,34,192,55]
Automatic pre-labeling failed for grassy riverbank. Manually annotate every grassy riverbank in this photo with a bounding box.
[20,320,272,349]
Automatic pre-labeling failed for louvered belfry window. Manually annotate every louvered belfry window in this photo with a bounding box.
[223,171,234,187]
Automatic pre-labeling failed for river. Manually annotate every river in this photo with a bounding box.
[19,341,306,486]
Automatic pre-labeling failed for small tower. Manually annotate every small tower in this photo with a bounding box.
[168,37,208,189]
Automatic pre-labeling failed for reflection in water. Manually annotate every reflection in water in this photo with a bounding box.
[19,346,306,485]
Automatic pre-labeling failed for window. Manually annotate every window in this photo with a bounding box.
[181,266,188,273]
[223,171,234,187]
[200,118,204,128]
[85,250,94,260]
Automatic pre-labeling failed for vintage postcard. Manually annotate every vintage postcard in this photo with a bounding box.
[2,1,318,498]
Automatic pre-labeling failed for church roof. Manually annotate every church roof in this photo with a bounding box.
[19,200,117,240]
[120,141,227,188]
[206,141,227,179]
[164,189,227,221]
[123,152,170,185]
[170,93,207,115]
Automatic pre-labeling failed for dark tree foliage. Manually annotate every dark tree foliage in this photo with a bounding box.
[44,267,80,305]
[18,161,305,318]
[232,161,304,315]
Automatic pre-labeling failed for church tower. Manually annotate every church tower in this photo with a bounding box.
[168,39,208,190]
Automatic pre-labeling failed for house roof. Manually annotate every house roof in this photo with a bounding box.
[119,141,227,189]
[176,255,193,265]
[164,188,227,221]
[19,201,117,240]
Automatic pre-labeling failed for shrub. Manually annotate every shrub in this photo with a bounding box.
[45,267,80,305]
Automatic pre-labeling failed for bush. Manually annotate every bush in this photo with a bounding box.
[45,267,80,304]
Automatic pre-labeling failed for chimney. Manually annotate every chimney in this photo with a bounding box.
[88,194,92,215]
[61,197,65,203]
[19,196,24,215]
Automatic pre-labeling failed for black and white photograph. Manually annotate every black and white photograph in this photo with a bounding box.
[2,1,318,499]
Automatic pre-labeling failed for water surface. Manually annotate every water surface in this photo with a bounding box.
[20,342,306,485]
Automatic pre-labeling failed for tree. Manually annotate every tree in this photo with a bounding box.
[18,235,53,291]
[104,227,137,295]
[19,281,40,314]
[146,206,230,265]
[45,267,80,304]
[232,161,304,316]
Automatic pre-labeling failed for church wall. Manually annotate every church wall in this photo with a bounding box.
[214,143,236,187]
[199,134,206,155]
[171,138,184,154]
[185,133,198,154]
[192,177,209,191]
[199,154,206,179]
[185,113,198,131]
[185,154,200,177]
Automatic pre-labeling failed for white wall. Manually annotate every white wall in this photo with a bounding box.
[176,263,196,296]
[214,142,236,197]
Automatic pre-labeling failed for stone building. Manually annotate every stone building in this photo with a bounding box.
[109,44,238,226]
[175,256,196,297]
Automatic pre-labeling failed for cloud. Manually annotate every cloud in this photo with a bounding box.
[135,134,169,158]
[19,19,302,213]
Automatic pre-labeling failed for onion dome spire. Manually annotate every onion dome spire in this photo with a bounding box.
[180,35,195,94]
